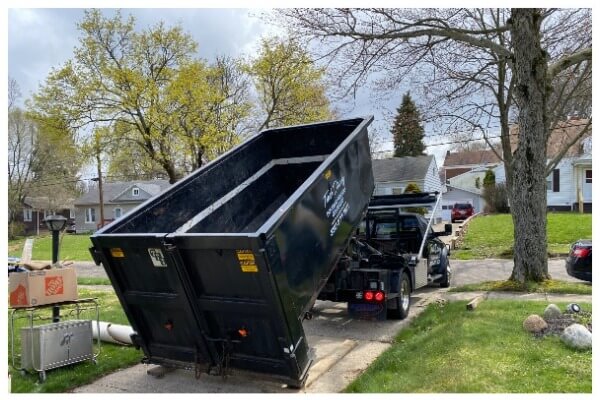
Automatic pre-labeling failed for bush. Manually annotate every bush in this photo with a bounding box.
[8,221,25,240]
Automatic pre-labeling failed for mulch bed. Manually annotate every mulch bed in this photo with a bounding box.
[534,311,592,338]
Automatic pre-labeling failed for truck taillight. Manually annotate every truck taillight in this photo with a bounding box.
[364,291,374,301]
[374,291,385,302]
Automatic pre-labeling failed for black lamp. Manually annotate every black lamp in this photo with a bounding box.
[43,214,67,264]
[43,214,68,324]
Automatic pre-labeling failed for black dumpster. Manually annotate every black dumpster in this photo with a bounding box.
[90,116,374,387]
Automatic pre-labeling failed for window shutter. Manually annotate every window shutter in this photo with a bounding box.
[553,169,560,192]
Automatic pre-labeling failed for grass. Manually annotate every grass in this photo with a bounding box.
[9,288,142,393]
[346,300,592,393]
[77,277,112,286]
[450,279,592,295]
[8,233,94,262]
[453,213,592,260]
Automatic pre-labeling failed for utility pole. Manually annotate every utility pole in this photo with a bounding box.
[93,132,105,228]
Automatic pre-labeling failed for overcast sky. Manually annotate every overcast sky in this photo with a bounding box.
[8,7,460,164]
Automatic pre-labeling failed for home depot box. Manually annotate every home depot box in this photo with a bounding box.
[9,268,78,308]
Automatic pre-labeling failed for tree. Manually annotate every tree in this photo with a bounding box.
[482,169,497,212]
[391,93,426,157]
[246,37,332,130]
[30,10,251,183]
[278,8,592,283]
[8,79,83,237]
[403,182,426,215]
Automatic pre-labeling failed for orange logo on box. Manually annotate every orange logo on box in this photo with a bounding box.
[10,284,28,306]
[45,276,64,296]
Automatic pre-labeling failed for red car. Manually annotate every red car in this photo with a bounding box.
[451,203,474,223]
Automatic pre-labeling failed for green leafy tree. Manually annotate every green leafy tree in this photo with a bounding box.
[482,169,497,213]
[30,10,250,183]
[403,182,426,215]
[391,93,426,157]
[247,37,332,130]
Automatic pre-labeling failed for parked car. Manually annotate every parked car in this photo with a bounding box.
[565,239,592,282]
[451,203,474,223]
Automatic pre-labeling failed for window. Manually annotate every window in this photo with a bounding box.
[392,187,404,195]
[547,169,560,192]
[23,208,32,222]
[132,187,140,196]
[585,170,592,184]
[114,208,122,219]
[70,208,75,218]
[85,208,96,223]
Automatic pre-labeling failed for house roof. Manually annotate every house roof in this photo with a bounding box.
[443,149,501,167]
[74,179,171,206]
[24,196,74,210]
[372,155,434,183]
[446,184,483,197]
[509,117,592,158]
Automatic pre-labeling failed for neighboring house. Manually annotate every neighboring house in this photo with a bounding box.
[18,196,74,235]
[494,126,592,212]
[372,155,443,221]
[73,179,171,232]
[441,149,502,181]
[441,168,488,219]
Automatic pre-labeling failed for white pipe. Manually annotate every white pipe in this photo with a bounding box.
[92,321,134,345]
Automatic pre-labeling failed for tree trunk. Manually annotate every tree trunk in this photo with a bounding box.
[508,9,550,283]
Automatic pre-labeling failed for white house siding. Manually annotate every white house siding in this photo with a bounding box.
[374,180,425,195]
[424,161,443,193]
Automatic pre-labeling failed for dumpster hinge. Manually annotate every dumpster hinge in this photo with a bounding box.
[163,241,177,252]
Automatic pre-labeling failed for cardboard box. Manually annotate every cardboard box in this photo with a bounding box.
[9,268,78,308]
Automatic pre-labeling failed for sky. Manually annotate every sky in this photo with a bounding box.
[7,6,464,166]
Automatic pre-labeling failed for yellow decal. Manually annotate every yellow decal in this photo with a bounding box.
[110,248,125,258]
[236,250,258,273]
[324,169,332,180]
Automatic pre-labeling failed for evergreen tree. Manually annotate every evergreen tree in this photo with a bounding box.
[391,92,426,157]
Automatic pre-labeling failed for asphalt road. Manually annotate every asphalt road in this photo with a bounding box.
[73,257,581,287]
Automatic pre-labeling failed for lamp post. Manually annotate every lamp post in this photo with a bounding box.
[43,214,68,323]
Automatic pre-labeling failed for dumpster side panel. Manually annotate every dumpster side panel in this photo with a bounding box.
[268,130,374,342]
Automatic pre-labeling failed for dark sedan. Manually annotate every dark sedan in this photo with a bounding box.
[565,239,592,282]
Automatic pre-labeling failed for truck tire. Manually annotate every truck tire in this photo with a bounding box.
[440,260,451,288]
[387,271,411,320]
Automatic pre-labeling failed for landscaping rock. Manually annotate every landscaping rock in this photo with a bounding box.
[544,304,562,320]
[523,314,547,333]
[560,323,592,350]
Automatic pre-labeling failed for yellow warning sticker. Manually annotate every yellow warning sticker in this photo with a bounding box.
[236,250,258,273]
[324,169,332,180]
[110,248,125,258]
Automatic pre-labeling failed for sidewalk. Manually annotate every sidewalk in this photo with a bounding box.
[442,290,592,304]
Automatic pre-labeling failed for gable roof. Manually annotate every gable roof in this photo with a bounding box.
[372,155,434,183]
[509,117,591,158]
[24,196,74,210]
[74,179,171,206]
[443,149,501,167]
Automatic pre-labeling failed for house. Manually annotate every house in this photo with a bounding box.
[372,155,443,221]
[495,119,592,212]
[73,179,171,232]
[18,196,74,235]
[441,149,502,182]
[443,118,592,214]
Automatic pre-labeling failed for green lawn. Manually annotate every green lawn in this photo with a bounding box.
[451,279,592,295]
[453,213,592,260]
[8,233,94,262]
[346,300,592,393]
[9,288,142,393]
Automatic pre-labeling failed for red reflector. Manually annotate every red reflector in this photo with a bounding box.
[238,329,248,338]
[573,248,591,258]
[374,291,385,302]
[364,291,374,301]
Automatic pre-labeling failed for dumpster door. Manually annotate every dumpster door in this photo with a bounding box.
[90,234,216,366]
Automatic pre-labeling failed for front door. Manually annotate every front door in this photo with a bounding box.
[583,169,592,201]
